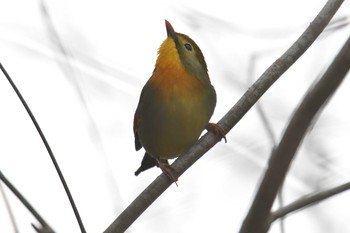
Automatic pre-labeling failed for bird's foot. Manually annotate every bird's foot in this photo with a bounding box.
[206,123,227,143]
[158,161,179,186]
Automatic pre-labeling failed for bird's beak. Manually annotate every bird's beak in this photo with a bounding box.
[165,20,178,44]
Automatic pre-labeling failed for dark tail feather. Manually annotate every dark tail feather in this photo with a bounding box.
[134,153,159,176]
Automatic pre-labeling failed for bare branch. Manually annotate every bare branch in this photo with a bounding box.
[104,0,345,232]
[239,27,350,233]
[270,181,350,222]
[0,170,54,233]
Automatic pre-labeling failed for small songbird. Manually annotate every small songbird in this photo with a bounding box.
[133,20,225,182]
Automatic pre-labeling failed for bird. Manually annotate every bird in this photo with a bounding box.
[133,20,226,182]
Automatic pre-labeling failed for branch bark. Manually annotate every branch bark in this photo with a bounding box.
[104,0,345,232]
[239,30,350,233]
[270,181,350,222]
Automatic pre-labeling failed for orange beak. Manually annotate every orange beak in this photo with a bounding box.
[165,20,178,44]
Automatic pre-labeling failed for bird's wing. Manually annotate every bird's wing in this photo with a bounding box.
[133,110,142,151]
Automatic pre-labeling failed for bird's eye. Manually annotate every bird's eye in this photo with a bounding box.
[184,43,192,51]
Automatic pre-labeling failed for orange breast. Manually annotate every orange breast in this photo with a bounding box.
[151,66,204,98]
[150,36,205,98]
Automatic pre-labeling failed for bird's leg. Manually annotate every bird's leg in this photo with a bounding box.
[206,123,227,143]
[157,159,179,185]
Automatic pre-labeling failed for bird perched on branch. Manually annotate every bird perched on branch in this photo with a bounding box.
[133,20,226,182]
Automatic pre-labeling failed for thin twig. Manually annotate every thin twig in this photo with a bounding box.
[0,179,19,233]
[0,62,85,233]
[247,53,277,146]
[270,181,350,222]
[103,0,345,232]
[0,170,54,232]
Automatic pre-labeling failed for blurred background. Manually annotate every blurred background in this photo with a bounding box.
[0,0,350,232]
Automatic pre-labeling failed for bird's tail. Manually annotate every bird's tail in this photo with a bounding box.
[134,153,159,176]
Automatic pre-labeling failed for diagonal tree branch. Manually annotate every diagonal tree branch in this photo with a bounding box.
[0,170,54,232]
[270,181,350,222]
[239,32,350,233]
[104,0,345,232]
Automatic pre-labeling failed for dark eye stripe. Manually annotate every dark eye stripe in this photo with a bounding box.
[184,43,192,51]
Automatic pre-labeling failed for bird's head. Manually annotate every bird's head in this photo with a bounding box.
[156,20,209,82]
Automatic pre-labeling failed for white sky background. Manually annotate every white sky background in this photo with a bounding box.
[0,0,350,232]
